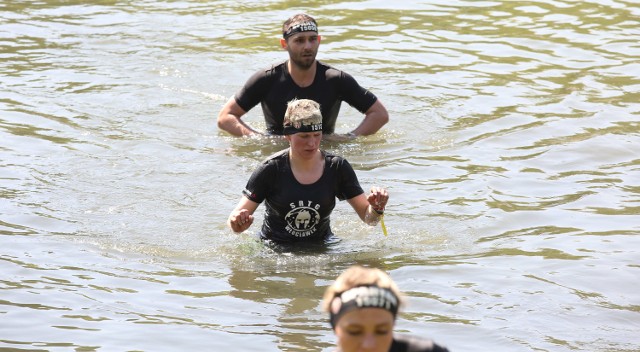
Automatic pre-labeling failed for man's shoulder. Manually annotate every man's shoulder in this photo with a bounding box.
[247,61,287,80]
[316,60,342,74]
[317,60,356,82]
[261,61,287,74]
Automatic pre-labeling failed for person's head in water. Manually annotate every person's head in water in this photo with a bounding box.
[323,266,450,352]
[323,266,404,352]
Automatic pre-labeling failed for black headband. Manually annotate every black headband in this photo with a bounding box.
[283,21,318,39]
[329,285,399,329]
[283,122,322,135]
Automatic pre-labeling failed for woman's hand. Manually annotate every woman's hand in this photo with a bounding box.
[228,208,254,233]
[367,187,388,213]
[346,188,389,224]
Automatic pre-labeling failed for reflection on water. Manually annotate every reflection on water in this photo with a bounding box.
[1,0,639,351]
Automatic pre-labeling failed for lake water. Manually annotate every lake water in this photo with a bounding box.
[1,1,639,351]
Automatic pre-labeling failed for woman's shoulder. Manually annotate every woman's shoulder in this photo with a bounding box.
[322,151,348,167]
[322,149,346,160]
[263,148,289,163]
[251,149,289,174]
[390,334,451,352]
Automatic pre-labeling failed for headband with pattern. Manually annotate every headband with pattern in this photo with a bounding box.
[329,285,399,329]
[283,21,318,39]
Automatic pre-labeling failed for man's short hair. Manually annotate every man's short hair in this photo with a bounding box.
[282,13,318,39]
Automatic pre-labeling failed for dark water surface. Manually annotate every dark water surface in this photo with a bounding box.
[1,1,639,351]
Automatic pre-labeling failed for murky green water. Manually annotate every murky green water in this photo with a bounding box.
[1,1,639,351]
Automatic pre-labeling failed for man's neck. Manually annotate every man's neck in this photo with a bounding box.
[287,60,317,88]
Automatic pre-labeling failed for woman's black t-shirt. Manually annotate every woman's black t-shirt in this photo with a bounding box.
[242,149,364,243]
[234,60,378,135]
[389,334,450,352]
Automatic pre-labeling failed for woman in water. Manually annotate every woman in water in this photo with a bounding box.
[323,265,451,352]
[227,99,388,243]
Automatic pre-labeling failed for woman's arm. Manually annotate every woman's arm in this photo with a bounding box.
[346,187,388,225]
[227,196,260,233]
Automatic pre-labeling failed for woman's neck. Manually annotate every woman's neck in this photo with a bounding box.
[289,149,321,168]
[288,149,324,184]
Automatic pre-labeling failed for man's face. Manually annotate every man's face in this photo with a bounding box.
[283,32,320,69]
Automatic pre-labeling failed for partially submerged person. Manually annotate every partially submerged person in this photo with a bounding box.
[227,99,388,243]
[217,13,389,140]
[323,265,451,352]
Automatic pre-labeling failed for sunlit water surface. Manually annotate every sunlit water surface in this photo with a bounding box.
[1,0,639,351]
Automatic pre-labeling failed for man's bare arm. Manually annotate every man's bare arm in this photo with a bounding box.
[217,97,262,137]
[350,99,389,136]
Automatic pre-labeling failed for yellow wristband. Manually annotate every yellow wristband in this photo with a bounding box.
[380,215,388,236]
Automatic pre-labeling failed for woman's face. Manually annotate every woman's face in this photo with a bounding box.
[287,131,322,159]
[334,308,394,352]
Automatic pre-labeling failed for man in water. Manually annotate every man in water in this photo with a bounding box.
[217,13,389,140]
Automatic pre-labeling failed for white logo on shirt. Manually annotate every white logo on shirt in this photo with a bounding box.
[285,200,321,237]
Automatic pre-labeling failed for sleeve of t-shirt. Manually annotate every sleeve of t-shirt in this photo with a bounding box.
[234,68,272,113]
[335,157,365,201]
[389,335,451,352]
[242,160,275,203]
[337,71,378,113]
